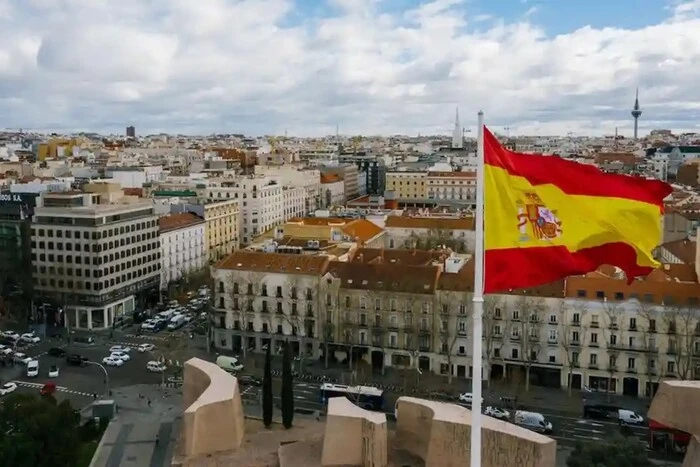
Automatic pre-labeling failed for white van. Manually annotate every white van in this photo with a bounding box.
[513,410,553,434]
[618,409,644,426]
[216,355,244,373]
[26,360,39,378]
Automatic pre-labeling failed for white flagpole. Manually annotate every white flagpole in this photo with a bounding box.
[470,110,485,467]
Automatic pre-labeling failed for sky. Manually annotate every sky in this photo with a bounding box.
[1,0,700,137]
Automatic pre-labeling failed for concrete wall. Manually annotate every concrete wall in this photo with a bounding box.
[321,397,388,467]
[648,380,700,467]
[394,397,556,467]
[177,358,245,460]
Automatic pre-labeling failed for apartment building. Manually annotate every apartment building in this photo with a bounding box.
[172,199,240,262]
[254,165,321,213]
[211,251,331,357]
[204,176,303,246]
[31,183,160,330]
[210,246,700,398]
[384,215,475,252]
[385,170,476,207]
[320,164,359,200]
[158,212,207,291]
[319,173,345,208]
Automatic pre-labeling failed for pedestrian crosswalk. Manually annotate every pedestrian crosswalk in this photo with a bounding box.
[123,334,168,341]
[12,380,95,398]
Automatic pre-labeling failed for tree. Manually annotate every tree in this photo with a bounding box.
[566,436,653,467]
[483,295,504,388]
[283,275,309,370]
[0,393,81,467]
[262,343,273,428]
[637,302,664,397]
[436,291,469,385]
[317,276,338,369]
[510,295,545,392]
[560,301,588,396]
[158,332,189,388]
[601,300,625,397]
[227,271,265,359]
[663,306,697,380]
[281,340,294,429]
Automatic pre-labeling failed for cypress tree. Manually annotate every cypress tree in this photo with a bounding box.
[262,343,273,428]
[281,340,294,429]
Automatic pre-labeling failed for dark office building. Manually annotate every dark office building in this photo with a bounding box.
[339,153,387,195]
[0,192,38,310]
[126,125,136,138]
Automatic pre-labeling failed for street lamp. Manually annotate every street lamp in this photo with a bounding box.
[85,361,110,397]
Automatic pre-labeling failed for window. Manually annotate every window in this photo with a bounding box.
[571,351,579,364]
[548,330,557,341]
[390,299,397,311]
[629,318,637,330]
[608,355,616,367]
[512,310,520,320]
[548,314,557,324]
[590,353,597,365]
[375,298,381,310]
[359,297,366,309]
[572,331,580,342]
[344,296,350,308]
[459,304,467,315]
[572,312,580,324]
[610,334,617,345]
[494,325,501,335]
[511,348,518,359]
[667,361,676,373]
[590,333,598,344]
[627,357,635,369]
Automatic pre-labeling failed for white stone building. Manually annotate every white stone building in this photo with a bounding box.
[158,212,207,290]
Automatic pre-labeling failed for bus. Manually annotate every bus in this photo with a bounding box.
[319,383,385,411]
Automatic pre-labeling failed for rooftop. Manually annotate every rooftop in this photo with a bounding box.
[385,215,475,230]
[158,212,205,233]
[215,251,330,275]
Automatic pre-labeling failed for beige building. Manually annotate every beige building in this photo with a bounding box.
[172,199,240,262]
[384,215,475,252]
[31,183,161,330]
[385,170,476,207]
[385,171,426,200]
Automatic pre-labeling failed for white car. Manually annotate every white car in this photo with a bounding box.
[13,352,32,364]
[0,382,17,396]
[0,345,13,356]
[484,406,511,421]
[618,409,644,426]
[458,393,484,405]
[147,361,167,373]
[110,351,130,362]
[48,365,59,378]
[102,356,124,367]
[20,333,40,344]
[138,343,155,353]
[3,331,20,341]
[141,320,155,331]
[109,345,131,354]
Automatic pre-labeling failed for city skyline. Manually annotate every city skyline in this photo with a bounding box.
[0,0,699,136]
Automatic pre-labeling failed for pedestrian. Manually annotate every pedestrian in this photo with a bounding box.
[155,434,159,446]
[93,392,97,399]
[147,398,151,407]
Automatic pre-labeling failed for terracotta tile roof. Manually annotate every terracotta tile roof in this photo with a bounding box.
[594,152,636,165]
[286,217,349,226]
[320,173,341,184]
[123,187,143,197]
[327,261,440,294]
[385,215,474,230]
[158,212,205,233]
[426,171,476,178]
[659,239,696,264]
[350,248,448,266]
[215,251,330,275]
[341,219,385,243]
[277,237,331,249]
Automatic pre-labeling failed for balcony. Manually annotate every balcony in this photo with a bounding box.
[589,364,599,370]
[510,335,521,342]
[571,341,580,347]
[571,321,581,327]
[419,345,431,352]
[590,322,599,328]
[626,367,637,374]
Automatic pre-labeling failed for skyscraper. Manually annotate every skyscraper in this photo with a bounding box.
[126,125,136,138]
[452,107,463,149]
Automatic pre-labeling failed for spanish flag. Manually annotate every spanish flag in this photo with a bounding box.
[483,127,672,293]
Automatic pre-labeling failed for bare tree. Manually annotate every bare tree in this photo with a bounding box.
[317,276,338,369]
[559,301,588,396]
[282,274,314,369]
[637,302,663,397]
[663,306,697,380]
[508,296,545,392]
[435,292,469,385]
[483,295,503,389]
[226,270,265,360]
[600,300,624,397]
[157,332,189,388]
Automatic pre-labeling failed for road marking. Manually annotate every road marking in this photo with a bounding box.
[12,380,96,398]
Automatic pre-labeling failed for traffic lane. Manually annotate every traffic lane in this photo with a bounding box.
[5,379,97,410]
[546,412,648,444]
[241,380,323,412]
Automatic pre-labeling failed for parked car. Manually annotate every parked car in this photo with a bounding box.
[48,365,59,378]
[484,406,511,421]
[0,345,12,356]
[0,382,17,396]
[110,351,130,362]
[109,345,131,354]
[102,356,124,367]
[48,347,66,357]
[13,352,32,365]
[138,343,155,353]
[20,333,40,344]
[66,354,88,367]
[26,360,39,377]
[2,331,20,341]
[147,361,167,373]
[237,375,262,387]
[458,393,484,405]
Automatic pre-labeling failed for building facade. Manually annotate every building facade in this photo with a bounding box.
[31,184,160,330]
[159,212,207,291]
[172,199,240,262]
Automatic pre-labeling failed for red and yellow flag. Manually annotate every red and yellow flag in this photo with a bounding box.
[484,126,672,293]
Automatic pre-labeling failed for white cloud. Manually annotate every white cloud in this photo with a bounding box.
[0,0,699,136]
